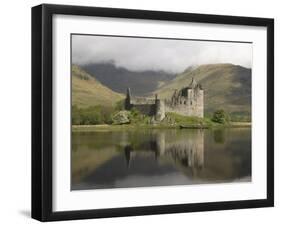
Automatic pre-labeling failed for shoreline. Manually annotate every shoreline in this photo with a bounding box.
[72,122,251,132]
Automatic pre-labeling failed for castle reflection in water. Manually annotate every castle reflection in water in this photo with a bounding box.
[123,130,204,172]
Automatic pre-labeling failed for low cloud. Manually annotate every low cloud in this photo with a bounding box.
[72,35,252,74]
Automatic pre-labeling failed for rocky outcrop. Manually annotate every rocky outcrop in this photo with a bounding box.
[112,111,130,125]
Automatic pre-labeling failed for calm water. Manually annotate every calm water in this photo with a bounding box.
[72,128,251,190]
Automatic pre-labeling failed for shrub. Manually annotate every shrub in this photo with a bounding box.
[114,99,125,111]
[128,108,145,124]
[71,105,115,125]
[211,109,230,124]
[72,105,82,125]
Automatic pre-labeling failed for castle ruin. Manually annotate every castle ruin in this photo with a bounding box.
[125,77,204,120]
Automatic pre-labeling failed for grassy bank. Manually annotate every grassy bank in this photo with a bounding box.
[72,110,251,132]
[72,124,178,132]
[72,121,251,132]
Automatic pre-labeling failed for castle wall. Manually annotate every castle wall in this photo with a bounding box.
[131,104,156,116]
[125,91,157,116]
[128,99,166,120]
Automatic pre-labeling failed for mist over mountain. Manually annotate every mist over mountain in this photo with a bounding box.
[81,62,176,96]
[72,35,252,73]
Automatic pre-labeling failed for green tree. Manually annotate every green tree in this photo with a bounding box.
[71,105,115,125]
[114,99,125,111]
[72,105,82,125]
[129,108,143,124]
[212,109,230,124]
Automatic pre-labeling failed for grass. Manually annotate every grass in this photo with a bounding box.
[72,65,124,108]
[72,124,178,132]
[72,112,251,132]
[164,112,213,126]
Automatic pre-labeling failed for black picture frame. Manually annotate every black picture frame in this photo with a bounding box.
[32,3,274,222]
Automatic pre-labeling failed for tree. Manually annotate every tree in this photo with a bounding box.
[71,105,115,125]
[212,109,230,124]
[72,105,82,125]
[114,99,125,111]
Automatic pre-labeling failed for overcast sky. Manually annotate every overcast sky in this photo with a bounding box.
[72,35,252,74]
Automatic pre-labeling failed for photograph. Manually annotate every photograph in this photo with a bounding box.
[71,34,252,190]
[30,2,274,222]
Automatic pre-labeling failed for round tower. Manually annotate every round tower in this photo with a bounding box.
[155,94,165,121]
[125,87,132,110]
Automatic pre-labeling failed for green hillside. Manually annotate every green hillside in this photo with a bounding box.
[154,63,251,115]
[72,65,124,108]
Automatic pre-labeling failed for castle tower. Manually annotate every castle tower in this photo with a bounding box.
[164,77,204,118]
[125,87,132,110]
[187,77,204,118]
[155,94,165,121]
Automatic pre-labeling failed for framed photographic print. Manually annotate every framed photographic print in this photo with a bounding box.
[32,4,274,221]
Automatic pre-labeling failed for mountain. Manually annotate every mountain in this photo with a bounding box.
[72,65,124,108]
[154,64,251,114]
[73,63,251,116]
[81,63,176,96]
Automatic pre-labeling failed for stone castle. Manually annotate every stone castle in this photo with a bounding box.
[125,77,204,121]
